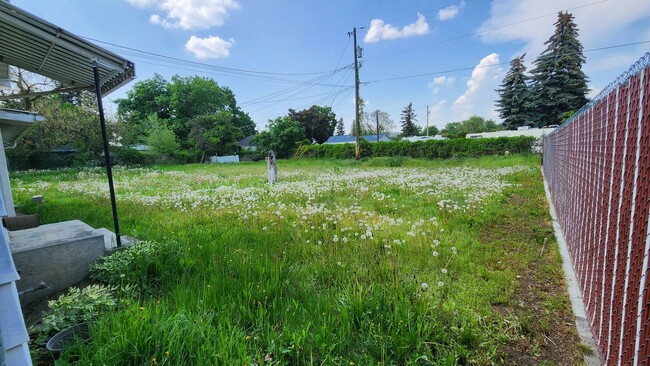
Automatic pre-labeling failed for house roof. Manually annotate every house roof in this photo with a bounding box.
[402,135,448,142]
[0,108,44,147]
[325,135,356,144]
[325,134,392,144]
[362,134,391,142]
[0,1,135,97]
[238,134,257,147]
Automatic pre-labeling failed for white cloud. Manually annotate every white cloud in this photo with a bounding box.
[428,76,456,94]
[430,76,456,86]
[428,100,448,125]
[477,0,650,70]
[126,0,154,7]
[126,0,240,30]
[185,36,235,59]
[453,53,503,119]
[438,1,465,21]
[364,13,429,43]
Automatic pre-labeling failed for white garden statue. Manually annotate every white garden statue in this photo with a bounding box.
[266,150,277,184]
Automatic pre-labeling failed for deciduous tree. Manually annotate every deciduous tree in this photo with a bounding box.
[115,74,255,152]
[363,109,395,135]
[253,117,306,159]
[441,116,502,139]
[423,125,440,136]
[187,111,242,163]
[288,105,337,143]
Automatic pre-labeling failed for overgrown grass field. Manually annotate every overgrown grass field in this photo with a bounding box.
[13,155,581,365]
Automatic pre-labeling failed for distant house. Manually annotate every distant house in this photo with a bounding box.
[465,127,557,153]
[402,135,448,142]
[239,135,257,151]
[325,134,391,144]
[465,127,557,139]
[130,144,151,151]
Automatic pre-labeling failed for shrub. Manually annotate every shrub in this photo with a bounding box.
[300,136,536,160]
[112,148,157,166]
[38,285,116,336]
[90,241,181,296]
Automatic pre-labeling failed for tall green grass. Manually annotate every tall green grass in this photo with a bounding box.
[12,155,570,365]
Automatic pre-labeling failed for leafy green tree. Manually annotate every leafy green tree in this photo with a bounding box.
[115,74,171,146]
[335,118,345,136]
[13,93,108,163]
[116,74,255,150]
[187,111,242,163]
[145,115,180,156]
[400,103,418,137]
[253,117,305,158]
[441,116,502,139]
[363,109,395,135]
[423,125,440,136]
[528,12,589,127]
[288,105,337,143]
[496,54,532,130]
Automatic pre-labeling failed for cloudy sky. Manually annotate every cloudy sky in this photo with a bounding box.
[10,0,650,131]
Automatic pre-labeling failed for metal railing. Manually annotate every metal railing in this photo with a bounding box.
[543,52,650,365]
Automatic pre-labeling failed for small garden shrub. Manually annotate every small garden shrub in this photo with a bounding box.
[37,285,116,337]
[90,240,182,296]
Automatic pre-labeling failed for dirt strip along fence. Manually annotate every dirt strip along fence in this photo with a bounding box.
[543,53,650,365]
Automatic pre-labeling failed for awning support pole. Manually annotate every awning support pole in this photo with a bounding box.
[92,60,121,247]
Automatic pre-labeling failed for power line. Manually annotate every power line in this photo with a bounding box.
[362,0,608,62]
[241,37,356,112]
[240,71,346,106]
[124,57,353,86]
[363,40,650,84]
[244,89,352,105]
[84,36,350,77]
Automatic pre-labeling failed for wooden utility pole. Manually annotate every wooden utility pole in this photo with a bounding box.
[426,105,430,136]
[376,110,380,142]
[352,27,361,159]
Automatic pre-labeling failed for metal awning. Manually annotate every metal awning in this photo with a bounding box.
[0,108,44,147]
[0,2,136,247]
[0,1,135,97]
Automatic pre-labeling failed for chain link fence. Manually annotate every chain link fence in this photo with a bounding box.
[543,52,650,365]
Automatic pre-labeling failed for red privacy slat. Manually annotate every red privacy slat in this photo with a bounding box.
[543,54,650,365]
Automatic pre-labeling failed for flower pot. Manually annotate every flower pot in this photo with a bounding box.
[46,322,91,355]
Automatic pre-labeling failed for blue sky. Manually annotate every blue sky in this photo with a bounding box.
[11,0,650,132]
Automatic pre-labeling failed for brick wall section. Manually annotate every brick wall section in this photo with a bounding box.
[543,53,650,366]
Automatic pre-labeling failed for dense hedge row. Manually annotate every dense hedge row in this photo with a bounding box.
[6,147,161,171]
[300,136,537,160]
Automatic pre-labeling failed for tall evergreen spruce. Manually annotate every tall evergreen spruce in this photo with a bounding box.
[335,118,345,135]
[400,103,418,136]
[496,54,531,130]
[529,11,589,126]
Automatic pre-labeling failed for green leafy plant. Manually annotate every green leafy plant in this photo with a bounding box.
[90,241,179,296]
[38,285,116,337]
